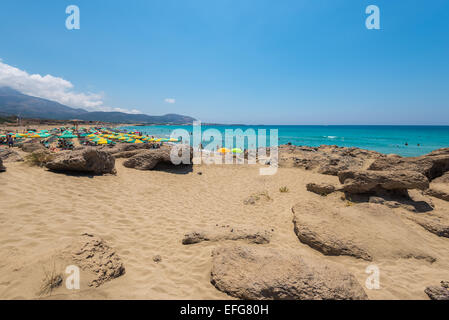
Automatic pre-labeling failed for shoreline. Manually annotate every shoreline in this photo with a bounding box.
[2,122,448,157]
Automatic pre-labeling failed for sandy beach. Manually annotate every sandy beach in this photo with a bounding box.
[1,136,449,300]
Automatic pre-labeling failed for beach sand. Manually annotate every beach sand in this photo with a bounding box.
[1,151,449,300]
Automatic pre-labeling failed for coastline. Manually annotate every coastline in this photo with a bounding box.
[119,124,449,157]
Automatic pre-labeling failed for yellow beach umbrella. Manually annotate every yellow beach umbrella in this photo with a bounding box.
[134,139,143,144]
[217,148,231,153]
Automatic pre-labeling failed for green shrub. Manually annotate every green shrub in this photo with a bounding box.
[25,150,55,167]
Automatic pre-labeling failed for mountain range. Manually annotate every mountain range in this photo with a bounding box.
[0,87,195,124]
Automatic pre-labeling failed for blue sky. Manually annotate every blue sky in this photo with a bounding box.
[0,0,448,124]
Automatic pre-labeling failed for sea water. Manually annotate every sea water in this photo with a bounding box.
[120,125,449,157]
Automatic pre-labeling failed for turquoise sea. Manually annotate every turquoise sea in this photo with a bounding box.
[120,125,449,157]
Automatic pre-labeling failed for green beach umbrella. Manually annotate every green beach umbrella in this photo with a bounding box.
[60,133,77,139]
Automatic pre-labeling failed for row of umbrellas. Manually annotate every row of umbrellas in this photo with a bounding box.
[2,128,247,153]
[2,128,179,146]
[1,130,52,139]
[79,129,181,145]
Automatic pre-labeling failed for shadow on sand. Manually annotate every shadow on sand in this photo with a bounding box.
[346,190,434,213]
[151,163,193,175]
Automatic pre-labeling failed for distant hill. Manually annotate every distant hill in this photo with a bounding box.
[0,87,195,124]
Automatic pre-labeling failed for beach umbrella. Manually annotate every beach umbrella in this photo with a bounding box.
[217,148,231,154]
[97,140,108,145]
[134,139,144,144]
[60,133,77,139]
[232,148,243,154]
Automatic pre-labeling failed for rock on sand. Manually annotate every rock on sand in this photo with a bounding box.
[292,200,436,262]
[210,245,368,300]
[45,147,116,175]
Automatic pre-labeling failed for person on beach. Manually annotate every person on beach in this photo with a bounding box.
[7,134,14,148]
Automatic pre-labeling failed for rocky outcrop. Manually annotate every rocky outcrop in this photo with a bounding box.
[278,145,384,176]
[182,225,272,245]
[408,213,449,238]
[368,148,449,181]
[100,143,152,156]
[306,183,336,195]
[70,233,125,287]
[367,195,431,212]
[21,142,45,153]
[45,147,116,174]
[0,158,5,172]
[278,146,449,181]
[425,281,449,300]
[338,170,429,194]
[123,145,192,170]
[210,245,368,300]
[424,173,449,202]
[347,189,434,213]
[0,148,23,162]
[292,200,436,262]
[432,172,449,184]
[425,186,449,202]
[112,149,147,159]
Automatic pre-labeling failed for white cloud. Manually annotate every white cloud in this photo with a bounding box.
[164,98,176,104]
[0,60,141,114]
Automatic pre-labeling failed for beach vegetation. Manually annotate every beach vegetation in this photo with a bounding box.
[38,263,63,296]
[25,150,55,167]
